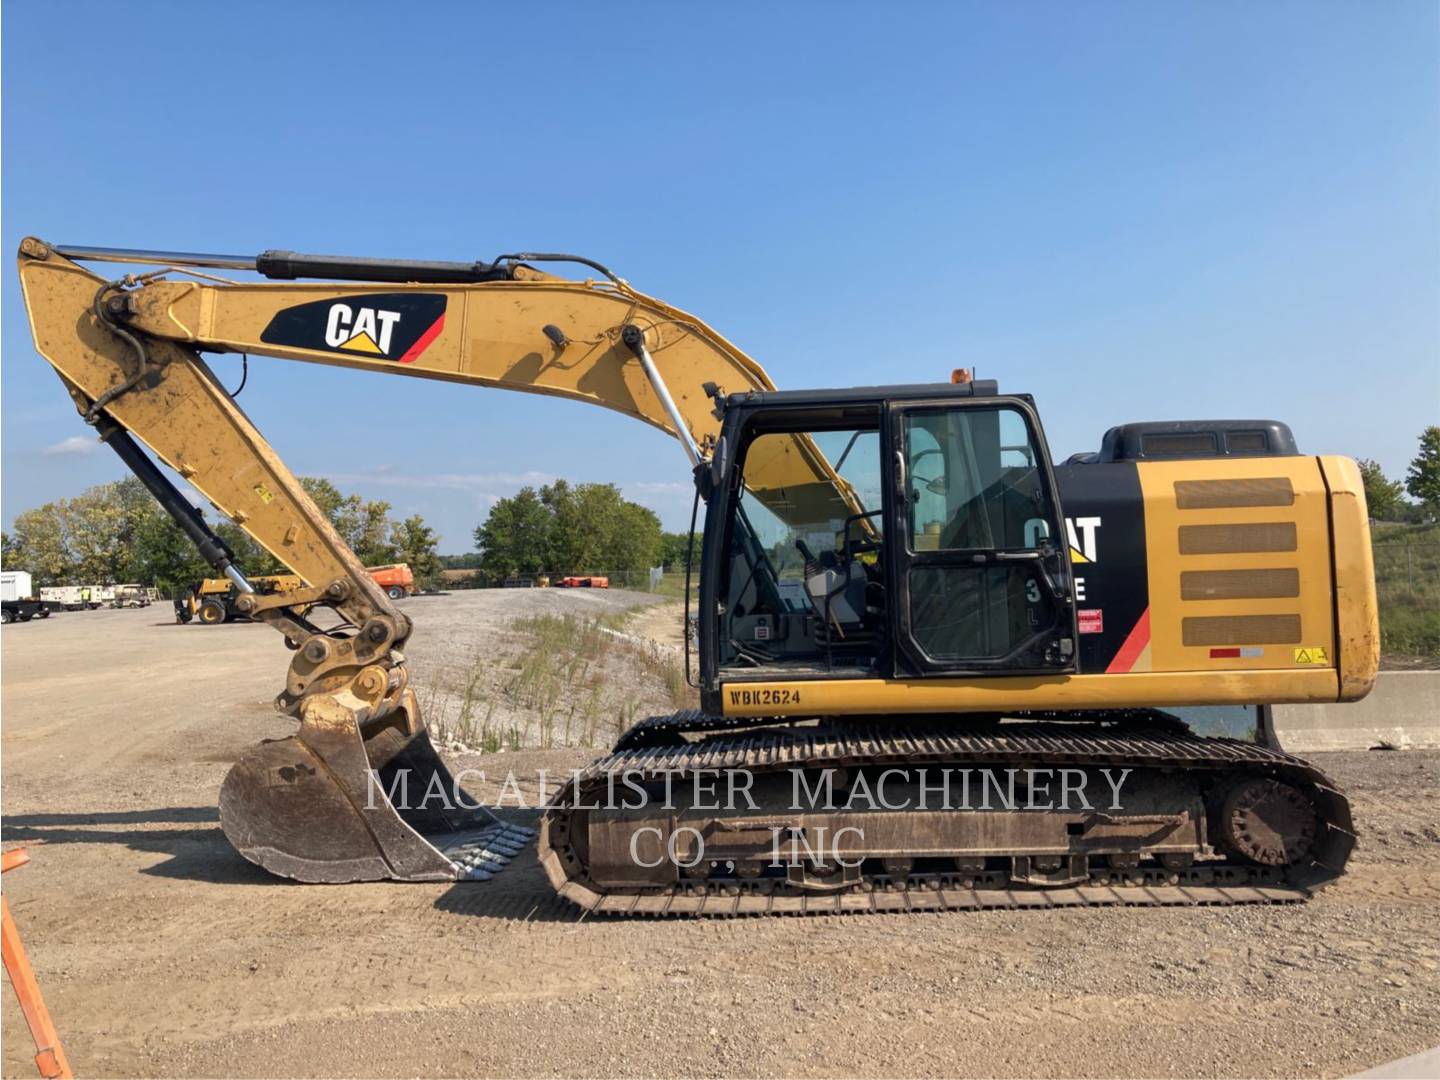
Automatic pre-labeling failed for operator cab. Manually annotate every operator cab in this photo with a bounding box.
[698,382,1078,696]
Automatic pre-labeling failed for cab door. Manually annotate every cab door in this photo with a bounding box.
[886,397,1078,675]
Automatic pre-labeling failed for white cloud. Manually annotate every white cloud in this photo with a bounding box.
[42,435,99,457]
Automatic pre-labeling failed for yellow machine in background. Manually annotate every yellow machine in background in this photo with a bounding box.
[174,574,306,624]
[176,565,412,622]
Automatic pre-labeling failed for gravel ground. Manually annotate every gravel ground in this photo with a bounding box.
[2,595,1437,1078]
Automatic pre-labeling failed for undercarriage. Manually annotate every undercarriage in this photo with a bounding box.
[538,712,1354,917]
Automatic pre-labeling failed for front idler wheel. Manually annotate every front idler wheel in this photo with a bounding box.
[1219,779,1317,866]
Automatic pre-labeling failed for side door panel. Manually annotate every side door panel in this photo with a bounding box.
[886,397,1078,676]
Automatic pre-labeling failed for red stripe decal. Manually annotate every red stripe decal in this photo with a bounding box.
[1105,607,1151,673]
[398,313,445,363]
[1210,647,1241,658]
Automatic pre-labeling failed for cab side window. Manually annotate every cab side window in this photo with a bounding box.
[719,421,887,672]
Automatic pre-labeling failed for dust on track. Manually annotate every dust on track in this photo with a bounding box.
[2,595,1437,1078]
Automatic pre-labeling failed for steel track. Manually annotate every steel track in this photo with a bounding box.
[537,715,1355,918]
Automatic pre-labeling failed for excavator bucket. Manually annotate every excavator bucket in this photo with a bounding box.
[218,691,532,883]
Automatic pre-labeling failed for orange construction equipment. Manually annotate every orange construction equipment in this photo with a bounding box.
[366,563,415,599]
[556,575,609,589]
[2,848,73,1079]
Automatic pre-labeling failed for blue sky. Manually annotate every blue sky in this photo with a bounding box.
[4,1,1437,550]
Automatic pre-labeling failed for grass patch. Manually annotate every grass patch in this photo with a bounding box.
[509,612,696,745]
[426,659,514,753]
[632,642,696,711]
[506,614,612,712]
[428,610,693,752]
[1372,524,1440,661]
[651,572,700,602]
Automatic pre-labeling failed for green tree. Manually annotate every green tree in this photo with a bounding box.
[1357,459,1408,522]
[391,514,443,589]
[5,504,70,583]
[344,499,397,564]
[129,509,210,594]
[1406,427,1440,519]
[126,494,282,592]
[61,487,129,583]
[542,480,631,572]
[300,476,396,564]
[299,477,347,524]
[5,479,228,589]
[475,487,551,579]
[659,530,701,571]
[538,480,583,572]
[110,477,163,581]
[439,552,483,569]
[473,479,665,581]
[3,479,154,584]
[604,501,662,572]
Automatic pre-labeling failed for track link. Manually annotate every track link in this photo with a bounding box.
[538,715,1355,917]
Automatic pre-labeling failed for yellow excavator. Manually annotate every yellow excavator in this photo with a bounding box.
[17,238,1378,915]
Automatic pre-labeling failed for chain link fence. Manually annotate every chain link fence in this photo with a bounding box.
[1373,543,1440,593]
[439,567,686,594]
[1372,542,1440,657]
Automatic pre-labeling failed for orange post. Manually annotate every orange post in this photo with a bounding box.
[2,848,73,1079]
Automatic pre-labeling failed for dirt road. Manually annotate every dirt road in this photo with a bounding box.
[3,595,1438,1077]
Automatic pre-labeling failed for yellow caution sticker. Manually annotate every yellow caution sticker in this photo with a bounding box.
[1293,646,1330,665]
[253,483,275,504]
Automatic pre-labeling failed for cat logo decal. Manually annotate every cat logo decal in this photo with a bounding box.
[260,293,446,363]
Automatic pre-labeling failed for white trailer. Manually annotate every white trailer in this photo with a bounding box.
[1,571,34,602]
[39,585,102,611]
[1,570,52,623]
